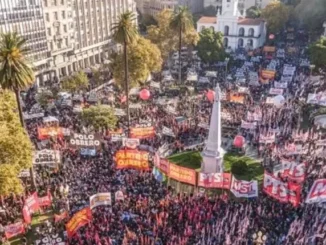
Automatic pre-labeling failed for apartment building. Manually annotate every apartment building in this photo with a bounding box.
[204,0,273,12]
[43,0,136,80]
[0,0,52,84]
[136,0,203,16]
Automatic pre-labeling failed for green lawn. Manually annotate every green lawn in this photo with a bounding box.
[168,151,264,183]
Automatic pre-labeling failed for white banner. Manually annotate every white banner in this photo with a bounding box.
[162,126,175,137]
[274,82,288,89]
[241,120,256,130]
[90,193,112,209]
[307,93,326,106]
[221,112,232,120]
[247,111,262,121]
[198,122,209,130]
[316,139,326,146]
[230,176,258,198]
[122,138,140,149]
[259,134,275,144]
[266,97,274,104]
[305,179,326,204]
[115,190,125,201]
[23,112,44,120]
[114,108,126,116]
[269,88,283,95]
[33,150,60,166]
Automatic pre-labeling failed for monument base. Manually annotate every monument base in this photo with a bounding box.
[200,148,226,173]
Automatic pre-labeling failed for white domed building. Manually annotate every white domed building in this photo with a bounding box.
[197,0,267,51]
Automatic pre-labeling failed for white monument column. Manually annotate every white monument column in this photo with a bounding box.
[201,84,224,173]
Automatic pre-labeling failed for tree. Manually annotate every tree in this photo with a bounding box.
[0,91,33,196]
[0,32,36,188]
[197,28,225,64]
[261,1,292,34]
[147,9,199,60]
[246,6,261,18]
[61,71,89,93]
[202,5,218,16]
[308,37,326,70]
[170,7,198,83]
[80,105,118,131]
[110,37,162,89]
[112,11,138,133]
[295,0,326,34]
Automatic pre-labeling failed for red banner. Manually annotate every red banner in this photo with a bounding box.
[198,173,231,189]
[38,127,64,140]
[273,160,306,183]
[305,179,326,204]
[25,192,40,213]
[38,191,52,207]
[66,207,92,238]
[263,172,301,207]
[115,149,150,170]
[155,158,170,175]
[22,205,31,224]
[168,163,196,185]
[130,127,155,139]
[4,222,25,239]
[54,211,68,223]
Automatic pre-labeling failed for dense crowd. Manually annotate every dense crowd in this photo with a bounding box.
[1,29,326,245]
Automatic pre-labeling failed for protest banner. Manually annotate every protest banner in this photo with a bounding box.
[80,148,96,156]
[263,172,301,207]
[22,205,31,224]
[33,150,60,167]
[109,128,126,142]
[283,144,307,155]
[37,127,64,140]
[23,112,44,120]
[130,126,155,139]
[4,222,25,239]
[69,133,101,150]
[259,134,275,144]
[122,138,140,149]
[306,93,326,106]
[316,139,326,146]
[247,111,262,122]
[229,93,245,104]
[38,191,52,207]
[115,150,150,170]
[230,177,258,198]
[25,192,40,213]
[241,120,256,130]
[115,191,125,201]
[273,160,306,183]
[155,157,170,174]
[90,193,112,209]
[269,88,283,95]
[198,173,231,189]
[35,232,65,245]
[305,179,326,204]
[261,70,276,79]
[274,81,288,89]
[162,126,175,137]
[66,207,92,238]
[168,163,196,186]
[54,211,68,223]
[292,131,309,142]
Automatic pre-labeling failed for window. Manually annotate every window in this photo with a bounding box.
[224,26,229,36]
[247,39,253,47]
[223,38,228,48]
[64,24,67,32]
[54,12,58,20]
[248,28,255,37]
[238,27,244,37]
[47,28,51,36]
[62,11,65,19]
[238,38,244,47]
[45,13,49,21]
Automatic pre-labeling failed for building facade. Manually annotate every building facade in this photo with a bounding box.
[323,22,326,37]
[197,0,266,50]
[136,0,203,16]
[204,0,273,12]
[0,0,52,84]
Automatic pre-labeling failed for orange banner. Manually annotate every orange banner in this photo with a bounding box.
[115,149,150,170]
[261,70,276,80]
[229,93,245,104]
[38,127,64,140]
[168,163,196,185]
[130,127,155,139]
[66,207,92,238]
[263,46,276,52]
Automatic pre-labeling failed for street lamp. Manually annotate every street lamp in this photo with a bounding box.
[225,57,230,82]
[310,64,315,76]
[252,231,267,245]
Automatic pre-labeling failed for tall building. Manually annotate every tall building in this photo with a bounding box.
[43,0,136,80]
[197,0,266,50]
[0,0,52,84]
[204,0,273,12]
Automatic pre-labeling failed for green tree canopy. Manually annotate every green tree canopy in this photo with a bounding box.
[61,71,89,93]
[147,9,199,59]
[197,28,225,64]
[110,37,162,89]
[308,37,326,70]
[202,5,218,17]
[80,104,118,131]
[246,6,261,18]
[294,0,326,34]
[0,91,33,196]
[261,1,292,34]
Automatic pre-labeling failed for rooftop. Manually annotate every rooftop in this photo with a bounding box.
[197,16,217,24]
[197,16,264,26]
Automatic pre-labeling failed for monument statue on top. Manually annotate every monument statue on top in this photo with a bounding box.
[201,84,224,173]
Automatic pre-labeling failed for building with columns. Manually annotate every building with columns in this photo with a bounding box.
[197,0,267,50]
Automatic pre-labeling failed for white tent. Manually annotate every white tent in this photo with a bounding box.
[43,116,59,123]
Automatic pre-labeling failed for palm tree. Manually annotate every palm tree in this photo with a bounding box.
[112,11,138,134]
[0,32,36,188]
[170,6,194,84]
